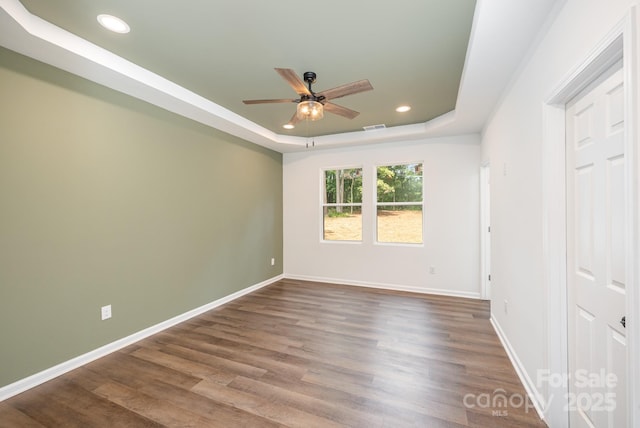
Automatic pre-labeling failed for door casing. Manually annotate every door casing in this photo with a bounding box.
[480,162,491,300]
[542,7,640,428]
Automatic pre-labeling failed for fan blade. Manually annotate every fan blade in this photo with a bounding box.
[243,98,296,105]
[317,79,373,101]
[275,68,312,96]
[286,111,302,126]
[324,102,360,119]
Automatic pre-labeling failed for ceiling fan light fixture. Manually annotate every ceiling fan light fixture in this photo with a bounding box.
[297,100,324,121]
[244,69,372,126]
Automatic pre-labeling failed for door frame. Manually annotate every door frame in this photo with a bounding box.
[542,7,639,428]
[480,162,491,300]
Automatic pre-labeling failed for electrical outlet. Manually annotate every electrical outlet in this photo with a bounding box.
[504,300,508,314]
[101,305,112,321]
[271,258,275,266]
[429,266,435,274]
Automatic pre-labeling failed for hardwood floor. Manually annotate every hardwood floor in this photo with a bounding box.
[1,279,547,427]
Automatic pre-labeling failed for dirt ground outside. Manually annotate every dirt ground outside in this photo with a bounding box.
[323,210,422,243]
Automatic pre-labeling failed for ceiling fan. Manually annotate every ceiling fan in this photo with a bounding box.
[243,68,373,126]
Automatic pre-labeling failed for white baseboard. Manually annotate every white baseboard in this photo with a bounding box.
[0,274,283,402]
[490,316,546,421]
[284,274,482,299]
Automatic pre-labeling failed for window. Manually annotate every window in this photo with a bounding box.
[376,163,423,244]
[322,168,363,241]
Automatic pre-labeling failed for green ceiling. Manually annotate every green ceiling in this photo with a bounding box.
[20,0,476,137]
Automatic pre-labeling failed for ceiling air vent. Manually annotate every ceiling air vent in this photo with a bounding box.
[363,124,386,131]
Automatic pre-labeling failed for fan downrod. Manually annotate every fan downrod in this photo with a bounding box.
[303,71,317,92]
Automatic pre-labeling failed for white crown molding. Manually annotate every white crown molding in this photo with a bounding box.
[0,0,561,153]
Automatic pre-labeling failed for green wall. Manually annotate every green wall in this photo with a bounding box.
[0,47,283,387]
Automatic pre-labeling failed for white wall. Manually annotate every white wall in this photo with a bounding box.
[481,0,638,425]
[283,135,481,298]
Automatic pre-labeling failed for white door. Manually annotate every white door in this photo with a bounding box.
[566,65,627,427]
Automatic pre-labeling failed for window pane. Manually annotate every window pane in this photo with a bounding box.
[377,205,422,244]
[324,168,363,205]
[377,164,422,203]
[323,205,362,241]
[323,167,363,242]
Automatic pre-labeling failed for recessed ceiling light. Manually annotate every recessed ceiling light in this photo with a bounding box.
[283,123,295,129]
[97,14,130,34]
[395,105,411,113]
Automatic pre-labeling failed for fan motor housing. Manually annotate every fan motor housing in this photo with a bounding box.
[303,71,317,84]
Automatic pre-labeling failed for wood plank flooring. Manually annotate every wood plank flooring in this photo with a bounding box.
[1,279,547,427]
